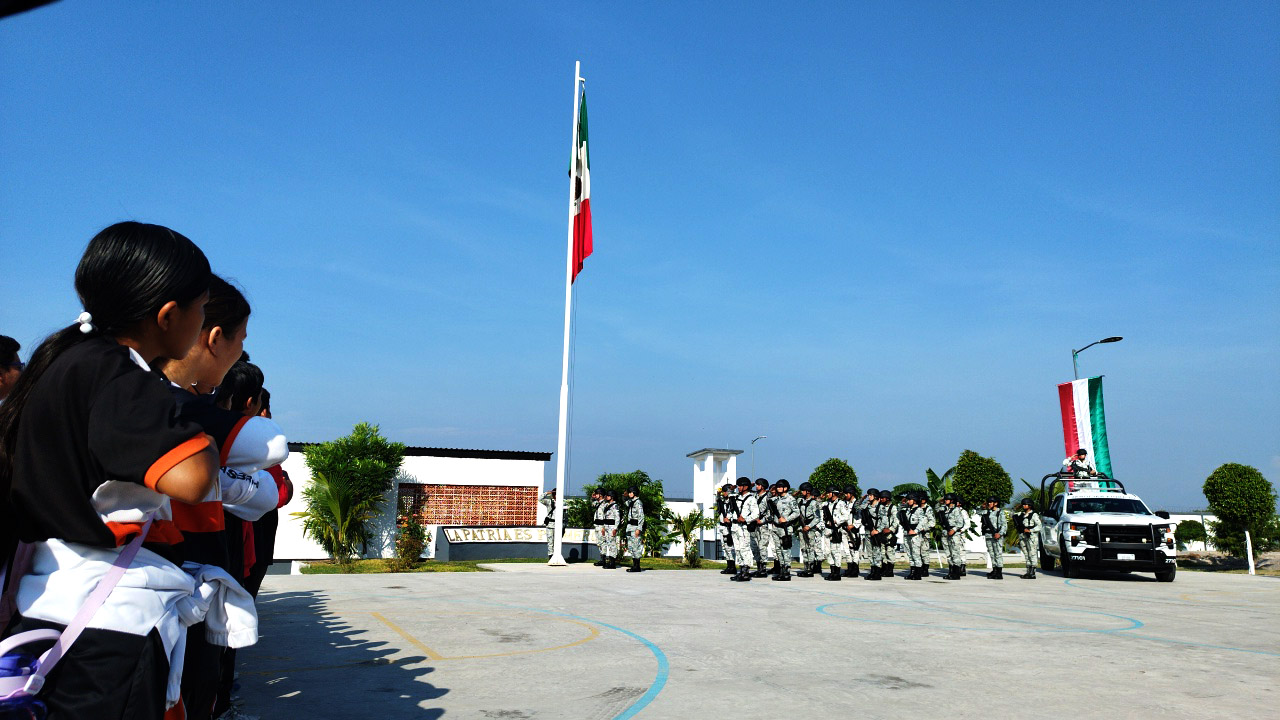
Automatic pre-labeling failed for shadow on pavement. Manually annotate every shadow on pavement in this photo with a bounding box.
[236,590,447,719]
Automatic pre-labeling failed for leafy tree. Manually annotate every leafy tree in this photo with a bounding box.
[1174,520,1206,551]
[1203,463,1279,558]
[564,496,595,529]
[301,423,405,558]
[925,466,956,502]
[951,449,1013,510]
[389,493,428,572]
[664,508,715,566]
[808,458,859,497]
[581,470,668,557]
[1013,478,1051,513]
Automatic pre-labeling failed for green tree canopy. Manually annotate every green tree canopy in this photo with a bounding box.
[951,449,1013,509]
[1174,520,1207,550]
[892,482,927,499]
[808,458,860,497]
[1203,463,1278,557]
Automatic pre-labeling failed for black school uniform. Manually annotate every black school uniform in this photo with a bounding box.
[4,337,210,720]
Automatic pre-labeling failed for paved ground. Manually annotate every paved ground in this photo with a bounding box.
[238,564,1279,719]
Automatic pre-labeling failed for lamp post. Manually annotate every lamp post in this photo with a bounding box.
[1072,336,1123,379]
[750,435,767,479]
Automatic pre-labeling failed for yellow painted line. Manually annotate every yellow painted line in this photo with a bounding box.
[371,612,444,660]
[440,617,600,661]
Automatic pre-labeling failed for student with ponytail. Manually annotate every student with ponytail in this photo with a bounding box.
[0,222,224,720]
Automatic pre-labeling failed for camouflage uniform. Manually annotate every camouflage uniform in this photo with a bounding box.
[715,489,736,573]
[624,496,645,559]
[978,503,1007,578]
[600,498,621,568]
[540,492,558,557]
[1017,506,1042,578]
[938,499,967,578]
[730,489,759,580]
[771,490,799,577]
[825,493,851,579]
[914,499,935,573]
[751,488,774,573]
[901,502,923,569]
[854,494,875,565]
[591,496,606,565]
[796,492,824,575]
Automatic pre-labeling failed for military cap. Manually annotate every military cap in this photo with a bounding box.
[754,478,769,489]
[798,481,813,493]
[866,487,879,496]
[776,479,791,490]
[736,477,751,488]
[877,489,891,500]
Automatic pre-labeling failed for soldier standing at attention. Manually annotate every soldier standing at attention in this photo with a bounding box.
[750,478,774,577]
[901,493,922,578]
[590,489,606,566]
[837,487,857,577]
[824,487,851,581]
[730,477,759,582]
[940,493,967,579]
[795,482,822,577]
[540,488,558,559]
[912,492,936,578]
[624,486,645,572]
[853,488,874,574]
[875,489,899,579]
[1017,498,1042,579]
[770,479,799,581]
[716,484,737,575]
[600,490,621,569]
[978,496,1007,579]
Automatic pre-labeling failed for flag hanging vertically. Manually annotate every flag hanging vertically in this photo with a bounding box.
[571,91,592,281]
[1057,377,1113,477]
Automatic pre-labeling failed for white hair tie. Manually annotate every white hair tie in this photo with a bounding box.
[77,311,96,334]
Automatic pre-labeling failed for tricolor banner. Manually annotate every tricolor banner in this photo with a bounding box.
[571,91,592,282]
[1057,377,1113,477]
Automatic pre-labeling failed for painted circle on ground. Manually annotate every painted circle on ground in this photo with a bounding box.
[816,599,1143,633]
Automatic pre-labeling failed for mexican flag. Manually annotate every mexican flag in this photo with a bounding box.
[571,91,592,282]
[1057,377,1113,477]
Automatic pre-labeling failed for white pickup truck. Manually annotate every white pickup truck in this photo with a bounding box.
[1037,474,1178,582]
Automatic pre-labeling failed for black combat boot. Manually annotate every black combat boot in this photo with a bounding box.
[627,558,642,572]
[908,565,920,580]
[729,567,744,581]
[884,563,895,579]
[720,559,737,575]
[919,564,929,578]
[772,565,791,581]
[594,558,604,566]
[769,560,780,576]
[993,567,1004,579]
[795,562,813,578]
[947,565,959,580]
[752,561,768,578]
[847,562,859,578]
[1024,567,1036,579]
[738,567,752,581]
[812,560,823,575]
[960,565,967,576]
[825,564,842,580]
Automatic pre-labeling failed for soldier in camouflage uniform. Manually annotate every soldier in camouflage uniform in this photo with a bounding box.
[909,492,936,579]
[730,477,759,582]
[854,488,875,570]
[939,493,967,579]
[1016,497,1042,579]
[540,488,559,559]
[795,482,822,577]
[590,489,606,566]
[823,487,851,581]
[750,478,773,577]
[900,493,922,577]
[716,484,737,575]
[623,486,646,572]
[768,479,798,581]
[599,490,621,569]
[875,489,900,579]
[978,496,1007,579]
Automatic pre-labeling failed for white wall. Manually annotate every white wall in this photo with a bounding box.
[273,451,547,561]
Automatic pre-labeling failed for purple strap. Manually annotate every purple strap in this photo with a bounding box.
[20,514,155,695]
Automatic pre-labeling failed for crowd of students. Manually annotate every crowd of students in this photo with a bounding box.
[0,221,293,720]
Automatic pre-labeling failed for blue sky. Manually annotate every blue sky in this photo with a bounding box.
[2,2,1276,511]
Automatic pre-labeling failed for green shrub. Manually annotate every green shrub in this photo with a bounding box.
[951,449,1013,509]
[808,458,859,497]
[1203,463,1279,557]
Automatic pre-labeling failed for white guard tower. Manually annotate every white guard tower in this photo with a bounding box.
[687,448,743,559]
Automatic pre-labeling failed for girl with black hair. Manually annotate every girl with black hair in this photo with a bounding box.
[0,222,223,720]
[157,277,285,720]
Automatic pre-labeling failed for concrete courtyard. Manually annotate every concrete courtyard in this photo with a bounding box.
[238,565,1279,719]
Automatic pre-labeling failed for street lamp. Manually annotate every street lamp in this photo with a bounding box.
[750,435,767,479]
[1072,336,1123,379]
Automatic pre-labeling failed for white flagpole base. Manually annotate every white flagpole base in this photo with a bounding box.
[547,555,568,566]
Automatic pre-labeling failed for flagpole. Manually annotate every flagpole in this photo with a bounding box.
[549,61,582,566]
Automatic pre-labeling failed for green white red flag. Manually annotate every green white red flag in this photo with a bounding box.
[571,91,592,281]
[1057,377,1113,477]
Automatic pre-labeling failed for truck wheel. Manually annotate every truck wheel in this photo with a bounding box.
[1155,563,1176,583]
[1060,541,1073,578]
[1040,549,1055,571]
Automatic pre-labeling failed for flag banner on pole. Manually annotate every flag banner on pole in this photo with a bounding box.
[1057,376,1113,477]
[571,91,592,281]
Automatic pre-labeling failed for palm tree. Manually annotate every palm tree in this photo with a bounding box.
[663,508,714,566]
[292,471,383,565]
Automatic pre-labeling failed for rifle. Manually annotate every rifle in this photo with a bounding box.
[980,511,996,536]
[898,507,915,532]
[1012,512,1026,534]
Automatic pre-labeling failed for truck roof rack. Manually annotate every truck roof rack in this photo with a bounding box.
[1040,473,1127,512]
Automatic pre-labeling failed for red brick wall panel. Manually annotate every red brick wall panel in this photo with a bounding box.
[400,484,537,526]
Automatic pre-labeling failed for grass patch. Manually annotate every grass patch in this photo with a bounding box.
[301,558,506,574]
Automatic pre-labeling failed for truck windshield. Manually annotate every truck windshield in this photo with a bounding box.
[1066,498,1151,515]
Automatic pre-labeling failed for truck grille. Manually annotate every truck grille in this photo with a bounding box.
[1098,525,1152,544]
